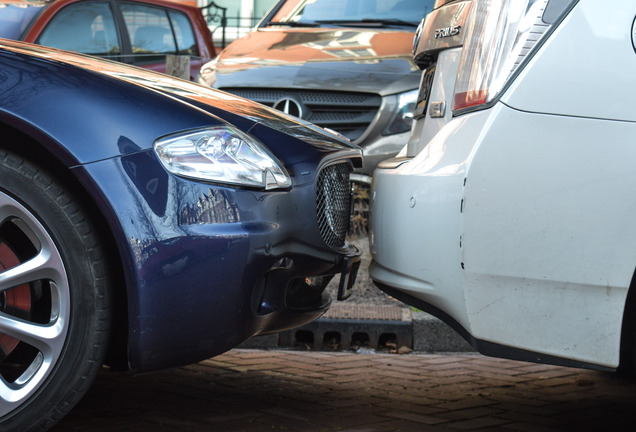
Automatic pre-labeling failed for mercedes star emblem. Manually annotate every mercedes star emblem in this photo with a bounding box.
[273,97,303,118]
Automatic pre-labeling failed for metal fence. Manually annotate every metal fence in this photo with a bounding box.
[200,1,262,49]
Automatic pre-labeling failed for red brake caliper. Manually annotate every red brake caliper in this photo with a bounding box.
[0,242,32,359]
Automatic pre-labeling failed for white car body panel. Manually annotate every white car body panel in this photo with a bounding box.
[502,1,636,122]
[370,0,636,369]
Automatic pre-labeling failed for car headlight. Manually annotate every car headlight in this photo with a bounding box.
[383,89,418,135]
[154,127,292,190]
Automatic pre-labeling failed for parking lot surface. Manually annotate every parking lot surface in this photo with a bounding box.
[52,349,636,431]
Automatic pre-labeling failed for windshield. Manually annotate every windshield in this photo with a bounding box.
[0,2,46,39]
[273,0,433,26]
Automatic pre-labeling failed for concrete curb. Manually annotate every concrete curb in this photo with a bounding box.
[239,306,474,353]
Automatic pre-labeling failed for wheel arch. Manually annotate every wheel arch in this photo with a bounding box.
[0,118,130,371]
[619,267,636,373]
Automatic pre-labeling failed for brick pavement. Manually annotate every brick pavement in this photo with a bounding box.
[52,349,636,432]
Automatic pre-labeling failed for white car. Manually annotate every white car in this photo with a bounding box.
[370,0,636,372]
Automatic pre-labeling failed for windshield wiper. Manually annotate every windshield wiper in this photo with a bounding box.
[316,18,418,28]
[267,21,320,27]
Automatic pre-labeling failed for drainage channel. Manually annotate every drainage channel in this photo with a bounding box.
[280,305,412,351]
[239,305,413,352]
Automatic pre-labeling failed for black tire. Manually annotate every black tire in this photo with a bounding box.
[0,150,112,431]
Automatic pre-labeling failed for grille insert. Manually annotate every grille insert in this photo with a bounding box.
[222,88,381,142]
[316,163,352,248]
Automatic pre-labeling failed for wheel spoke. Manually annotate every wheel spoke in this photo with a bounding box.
[0,201,18,226]
[0,312,64,356]
[0,248,63,293]
[0,378,17,403]
[0,376,27,405]
[0,195,67,294]
[0,352,49,411]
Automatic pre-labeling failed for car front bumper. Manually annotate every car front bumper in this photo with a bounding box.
[79,150,360,373]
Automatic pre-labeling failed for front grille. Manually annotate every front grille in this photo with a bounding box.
[221,88,381,142]
[316,163,353,248]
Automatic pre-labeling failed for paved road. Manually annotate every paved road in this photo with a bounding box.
[53,349,636,431]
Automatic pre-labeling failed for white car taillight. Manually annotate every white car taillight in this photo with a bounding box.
[453,0,575,113]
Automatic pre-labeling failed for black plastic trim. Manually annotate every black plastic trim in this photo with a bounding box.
[619,268,636,373]
[632,15,636,55]
[257,0,286,28]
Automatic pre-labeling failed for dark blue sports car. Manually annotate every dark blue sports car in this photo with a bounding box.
[0,39,361,430]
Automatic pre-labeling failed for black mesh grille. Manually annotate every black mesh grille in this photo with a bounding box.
[221,88,381,142]
[316,163,352,248]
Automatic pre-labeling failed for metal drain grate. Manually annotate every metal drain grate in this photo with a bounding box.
[279,306,413,351]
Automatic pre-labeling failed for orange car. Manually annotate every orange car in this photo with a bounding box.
[0,0,215,80]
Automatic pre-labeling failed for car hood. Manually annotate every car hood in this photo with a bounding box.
[209,28,421,95]
[0,39,358,154]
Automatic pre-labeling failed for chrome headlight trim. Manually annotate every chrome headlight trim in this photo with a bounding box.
[154,127,292,190]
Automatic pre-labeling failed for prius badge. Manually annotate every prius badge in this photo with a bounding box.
[434,25,461,39]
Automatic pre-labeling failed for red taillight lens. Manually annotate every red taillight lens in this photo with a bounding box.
[453,90,489,111]
[453,0,566,113]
